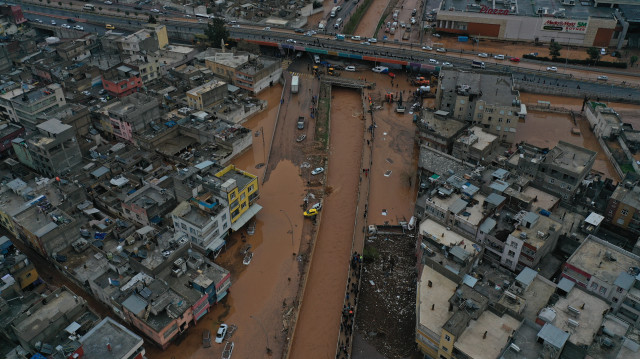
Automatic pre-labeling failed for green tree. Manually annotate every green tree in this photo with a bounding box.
[125,10,129,15]
[586,47,600,61]
[148,14,157,23]
[548,41,562,59]
[58,2,62,5]
[116,8,120,12]
[98,6,102,10]
[631,55,638,67]
[69,1,73,5]
[205,18,229,48]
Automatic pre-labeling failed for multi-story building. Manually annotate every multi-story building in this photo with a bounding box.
[0,236,40,291]
[0,123,24,155]
[186,79,227,110]
[204,52,250,82]
[121,183,176,226]
[585,102,622,139]
[535,141,597,200]
[416,109,468,154]
[102,65,143,98]
[605,175,640,235]
[235,56,282,94]
[436,69,522,143]
[17,119,82,177]
[451,126,499,165]
[213,164,261,231]
[170,192,230,254]
[7,84,66,130]
[117,29,160,55]
[79,317,146,359]
[103,93,160,142]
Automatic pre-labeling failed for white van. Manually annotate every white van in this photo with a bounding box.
[83,4,95,10]
[334,18,342,29]
[314,55,320,64]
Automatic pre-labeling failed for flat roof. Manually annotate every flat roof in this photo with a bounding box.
[419,145,473,177]
[544,141,596,175]
[511,214,560,250]
[538,323,570,350]
[522,186,559,211]
[419,218,474,248]
[439,0,620,19]
[80,317,143,358]
[521,276,557,322]
[457,126,497,150]
[552,286,609,346]
[418,265,457,335]
[14,289,79,342]
[440,70,515,107]
[454,311,520,359]
[567,235,640,285]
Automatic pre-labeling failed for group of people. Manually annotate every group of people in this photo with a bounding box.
[336,252,364,358]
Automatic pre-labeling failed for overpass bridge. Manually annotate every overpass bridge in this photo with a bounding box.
[320,75,374,89]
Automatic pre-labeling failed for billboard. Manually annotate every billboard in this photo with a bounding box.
[541,19,588,33]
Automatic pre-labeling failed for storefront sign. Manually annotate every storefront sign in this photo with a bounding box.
[542,19,588,33]
[480,5,510,15]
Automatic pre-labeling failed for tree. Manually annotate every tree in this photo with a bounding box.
[98,6,102,10]
[124,10,129,15]
[549,41,562,59]
[58,2,62,5]
[205,18,229,48]
[586,47,600,61]
[148,14,157,23]
[631,55,638,67]
[116,8,120,12]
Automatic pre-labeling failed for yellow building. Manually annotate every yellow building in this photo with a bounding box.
[214,165,262,231]
[145,23,168,49]
[0,236,40,290]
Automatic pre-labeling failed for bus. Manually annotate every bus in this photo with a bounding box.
[83,4,95,11]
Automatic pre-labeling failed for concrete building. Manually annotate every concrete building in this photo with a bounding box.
[22,119,82,177]
[204,52,250,82]
[0,122,24,155]
[213,164,261,231]
[6,84,66,130]
[102,65,143,98]
[117,29,160,55]
[417,110,468,154]
[170,192,230,255]
[79,317,146,359]
[452,126,499,165]
[234,56,282,94]
[0,236,40,291]
[605,176,640,235]
[186,79,227,110]
[419,219,479,274]
[105,93,161,142]
[121,183,176,226]
[437,70,522,143]
[585,102,623,139]
[434,0,621,48]
[536,141,597,200]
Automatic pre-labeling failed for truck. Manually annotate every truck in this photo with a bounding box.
[291,75,299,94]
[297,117,305,129]
[330,6,339,17]
[472,60,485,69]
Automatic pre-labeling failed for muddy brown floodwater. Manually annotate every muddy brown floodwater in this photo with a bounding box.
[289,88,365,358]
[149,84,310,359]
[353,0,388,38]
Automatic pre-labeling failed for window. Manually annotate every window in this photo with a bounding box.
[590,282,599,291]
[189,227,196,234]
[511,242,518,248]
[460,100,465,104]
[622,209,629,216]
[477,114,483,119]
[478,105,484,110]
[505,259,513,265]
[508,250,516,257]
[181,223,187,230]
[248,185,255,193]
[549,179,555,184]
[241,193,246,201]
[499,110,505,115]
[445,335,451,341]
[618,287,625,293]
[612,297,619,303]
[507,118,511,123]
[442,346,448,352]
[498,118,503,123]
[599,286,607,295]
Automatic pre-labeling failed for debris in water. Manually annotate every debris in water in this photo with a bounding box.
[369,280,375,286]
[384,170,392,177]
[382,209,387,216]
[300,162,311,168]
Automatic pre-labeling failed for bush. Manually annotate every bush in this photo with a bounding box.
[522,54,627,69]
[312,0,322,9]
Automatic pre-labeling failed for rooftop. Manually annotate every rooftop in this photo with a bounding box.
[440,69,516,107]
[419,110,467,139]
[215,165,256,191]
[511,212,561,250]
[551,286,609,346]
[186,79,226,97]
[417,265,457,336]
[522,186,559,211]
[454,311,520,359]
[501,319,544,359]
[521,276,556,322]
[10,84,60,104]
[543,141,597,175]
[420,218,474,248]
[80,317,144,359]
[456,126,497,151]
[419,145,474,177]
[567,234,640,285]
[36,118,71,135]
[439,0,620,19]
[610,183,640,208]
[205,52,250,68]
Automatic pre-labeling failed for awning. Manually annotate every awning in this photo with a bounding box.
[230,203,263,231]
[205,237,226,253]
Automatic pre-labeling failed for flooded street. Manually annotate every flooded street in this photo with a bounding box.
[289,88,365,358]
[353,0,387,38]
[149,84,309,359]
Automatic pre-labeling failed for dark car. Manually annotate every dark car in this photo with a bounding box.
[134,6,143,10]
[67,18,76,23]
[294,28,304,33]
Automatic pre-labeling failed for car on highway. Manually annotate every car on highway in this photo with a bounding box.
[61,24,71,29]
[361,41,370,45]
[215,324,228,344]
[422,46,432,50]
[304,208,319,217]
[51,20,56,25]
[104,0,112,4]
[294,28,304,33]
[311,167,325,175]
[371,66,388,73]
[134,6,143,10]
[597,75,608,81]
[478,53,488,58]
[34,19,43,23]
[351,35,361,41]
[432,33,441,38]
[368,38,377,43]
[74,25,84,31]
[436,47,446,53]
[263,27,270,31]
[429,59,438,64]
[442,62,453,67]
[286,39,296,43]
[509,57,520,62]
[546,66,557,72]
[150,8,160,12]
[345,65,356,72]
[67,18,76,23]
[494,54,505,60]
[106,24,115,30]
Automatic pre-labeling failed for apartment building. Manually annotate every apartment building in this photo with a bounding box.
[204,52,250,82]
[234,56,282,94]
[213,164,261,231]
[186,79,227,110]
[104,93,161,142]
[170,192,230,254]
[121,183,176,226]
[605,176,640,235]
[6,84,66,130]
[451,126,499,165]
[102,65,143,98]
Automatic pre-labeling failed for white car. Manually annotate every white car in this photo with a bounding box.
[494,54,505,60]
[104,0,112,4]
[150,8,160,13]
[100,97,108,103]
[345,65,356,72]
[429,59,438,64]
[432,33,441,38]
[61,24,71,29]
[442,62,453,67]
[34,18,43,23]
[264,27,271,31]
[51,20,56,25]
[368,38,377,43]
[81,90,91,96]
[546,66,557,72]
[361,41,370,45]
[478,53,488,58]
[597,75,608,81]
[351,35,361,41]
[410,17,416,25]
[286,39,296,43]
[422,46,432,51]
[311,167,325,175]
[436,47,446,53]
[215,324,228,344]
[74,25,84,31]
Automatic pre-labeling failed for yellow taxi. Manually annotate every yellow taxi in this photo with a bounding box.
[303,208,318,217]
[105,24,115,30]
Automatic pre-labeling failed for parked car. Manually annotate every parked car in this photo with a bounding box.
[351,35,361,41]
[215,324,228,344]
[311,167,325,175]
[422,46,432,50]
[388,72,396,78]
[478,53,488,58]
[345,65,356,72]
[494,54,505,60]
[509,57,520,62]
[546,66,557,72]
[436,47,446,53]
[361,41,371,45]
[432,33,441,38]
[368,38,377,43]
[81,90,91,96]
[100,97,108,103]
[597,75,608,81]
[74,25,84,31]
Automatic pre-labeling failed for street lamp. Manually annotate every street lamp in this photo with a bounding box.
[250,315,272,355]
[280,209,294,249]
